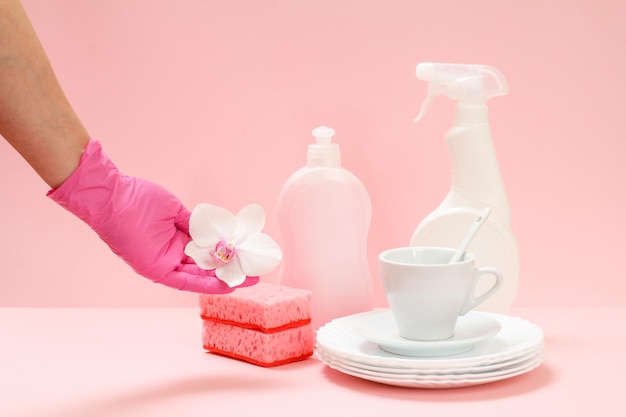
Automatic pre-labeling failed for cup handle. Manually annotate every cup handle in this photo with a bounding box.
[459,267,504,315]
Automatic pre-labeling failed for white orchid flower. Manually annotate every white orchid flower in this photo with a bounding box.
[184,203,282,287]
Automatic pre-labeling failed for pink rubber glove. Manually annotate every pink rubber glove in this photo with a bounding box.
[47,139,259,293]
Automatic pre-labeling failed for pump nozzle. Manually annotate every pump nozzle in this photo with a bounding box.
[312,126,335,145]
[308,125,340,167]
[414,63,508,122]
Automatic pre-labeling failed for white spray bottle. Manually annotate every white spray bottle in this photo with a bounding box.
[277,126,373,330]
[410,62,519,313]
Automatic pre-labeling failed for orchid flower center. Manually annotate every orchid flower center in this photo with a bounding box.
[212,240,235,264]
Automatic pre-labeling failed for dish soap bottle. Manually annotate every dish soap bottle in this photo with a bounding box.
[277,126,373,330]
[410,62,519,313]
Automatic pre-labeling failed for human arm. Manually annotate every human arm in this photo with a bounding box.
[0,0,257,293]
[0,0,88,188]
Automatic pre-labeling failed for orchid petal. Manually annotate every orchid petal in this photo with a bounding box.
[189,204,236,247]
[184,241,220,270]
[186,203,282,285]
[237,232,283,276]
[214,261,247,287]
[231,204,265,244]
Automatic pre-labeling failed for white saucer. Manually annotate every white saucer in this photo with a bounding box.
[317,348,545,389]
[316,310,544,388]
[317,311,544,370]
[355,311,502,357]
[324,345,543,376]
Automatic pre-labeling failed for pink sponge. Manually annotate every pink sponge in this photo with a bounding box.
[200,282,314,367]
[202,320,314,367]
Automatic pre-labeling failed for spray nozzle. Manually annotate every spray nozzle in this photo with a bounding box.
[414,62,508,122]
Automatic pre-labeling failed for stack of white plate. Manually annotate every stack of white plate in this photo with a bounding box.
[316,310,544,389]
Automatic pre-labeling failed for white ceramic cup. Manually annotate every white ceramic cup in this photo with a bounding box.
[378,246,503,341]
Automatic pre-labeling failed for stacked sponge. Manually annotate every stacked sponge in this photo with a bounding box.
[200,282,315,367]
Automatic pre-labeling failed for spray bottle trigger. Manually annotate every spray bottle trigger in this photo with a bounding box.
[414,82,444,122]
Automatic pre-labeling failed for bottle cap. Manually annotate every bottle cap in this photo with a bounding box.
[312,126,335,145]
[308,126,340,167]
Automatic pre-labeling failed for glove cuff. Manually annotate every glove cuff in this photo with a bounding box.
[46,139,123,228]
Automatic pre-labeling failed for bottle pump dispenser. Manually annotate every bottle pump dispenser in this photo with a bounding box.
[277,126,373,329]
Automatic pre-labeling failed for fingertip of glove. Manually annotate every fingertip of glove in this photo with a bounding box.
[237,276,260,288]
[159,270,236,295]
[175,207,192,234]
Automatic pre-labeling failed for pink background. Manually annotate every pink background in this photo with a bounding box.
[1,0,624,308]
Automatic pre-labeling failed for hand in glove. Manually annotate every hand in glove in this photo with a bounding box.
[47,140,259,293]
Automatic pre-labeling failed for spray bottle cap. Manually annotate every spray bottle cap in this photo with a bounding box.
[414,62,508,122]
[307,126,341,167]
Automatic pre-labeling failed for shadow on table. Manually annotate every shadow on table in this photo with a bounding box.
[320,362,556,401]
[38,369,289,417]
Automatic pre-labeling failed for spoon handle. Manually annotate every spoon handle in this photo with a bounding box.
[450,207,491,263]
